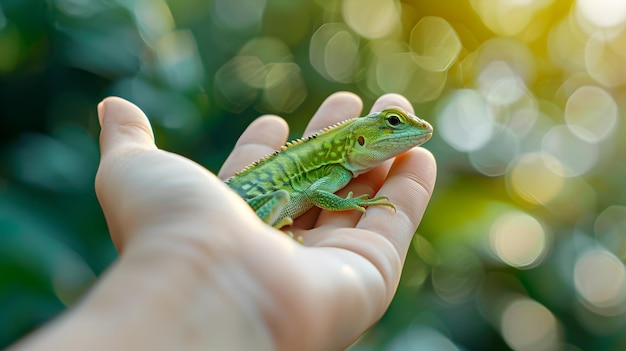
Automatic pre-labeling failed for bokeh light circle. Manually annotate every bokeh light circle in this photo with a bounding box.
[309,23,359,83]
[576,0,626,28]
[501,298,560,350]
[594,205,626,257]
[387,326,461,351]
[564,85,618,143]
[574,249,626,315]
[469,127,520,176]
[213,0,266,30]
[490,211,547,269]
[542,125,598,177]
[438,89,495,152]
[342,0,400,39]
[477,61,526,106]
[409,16,461,72]
[508,152,564,205]
[584,31,626,87]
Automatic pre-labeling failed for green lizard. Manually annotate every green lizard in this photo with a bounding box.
[225,106,433,229]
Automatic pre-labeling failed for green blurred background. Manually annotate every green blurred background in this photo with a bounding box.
[1,0,626,349]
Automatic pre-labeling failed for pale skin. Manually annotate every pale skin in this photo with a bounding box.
[9,92,437,351]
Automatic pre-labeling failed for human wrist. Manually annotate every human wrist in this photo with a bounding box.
[12,237,275,351]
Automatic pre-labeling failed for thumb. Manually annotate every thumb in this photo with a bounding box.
[97,97,157,157]
[95,97,157,251]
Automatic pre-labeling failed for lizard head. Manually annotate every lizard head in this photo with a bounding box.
[345,106,433,176]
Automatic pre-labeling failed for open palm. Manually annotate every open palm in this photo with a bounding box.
[92,92,436,351]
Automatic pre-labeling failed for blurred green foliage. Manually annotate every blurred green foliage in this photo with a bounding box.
[2,0,626,349]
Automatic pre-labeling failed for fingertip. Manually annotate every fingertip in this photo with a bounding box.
[327,91,363,109]
[98,96,156,157]
[218,114,290,179]
[328,91,364,116]
[305,91,363,136]
[238,114,289,146]
[371,94,414,114]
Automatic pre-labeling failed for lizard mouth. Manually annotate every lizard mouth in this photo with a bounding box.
[420,131,433,143]
[373,129,433,148]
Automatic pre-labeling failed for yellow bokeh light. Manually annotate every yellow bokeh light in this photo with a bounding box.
[474,38,536,86]
[342,0,400,39]
[324,30,359,82]
[309,23,359,83]
[470,0,554,38]
[490,211,547,269]
[541,175,597,222]
[547,16,587,74]
[214,56,258,111]
[239,37,293,65]
[262,62,307,113]
[409,16,462,72]
[585,30,626,88]
[412,234,441,266]
[357,24,459,102]
[564,85,618,143]
[213,37,306,112]
[374,46,447,103]
[133,0,175,44]
[154,30,204,89]
[574,249,626,316]
[508,152,564,205]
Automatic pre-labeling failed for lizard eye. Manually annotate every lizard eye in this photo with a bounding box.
[387,113,402,126]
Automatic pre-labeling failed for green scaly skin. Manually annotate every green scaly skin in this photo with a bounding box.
[225,106,433,229]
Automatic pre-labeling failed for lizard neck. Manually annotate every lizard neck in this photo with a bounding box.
[294,127,356,172]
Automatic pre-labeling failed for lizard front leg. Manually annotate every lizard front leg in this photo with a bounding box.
[303,165,396,213]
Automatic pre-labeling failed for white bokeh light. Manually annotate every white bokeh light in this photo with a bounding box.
[478,61,526,106]
[469,126,520,176]
[574,249,626,315]
[501,298,560,350]
[577,0,626,28]
[542,125,599,177]
[438,89,495,152]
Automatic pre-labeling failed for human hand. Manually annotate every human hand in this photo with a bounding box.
[12,93,436,351]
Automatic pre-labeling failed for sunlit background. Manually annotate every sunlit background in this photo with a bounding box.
[1,0,625,349]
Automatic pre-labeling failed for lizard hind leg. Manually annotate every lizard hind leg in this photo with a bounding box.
[245,189,292,228]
